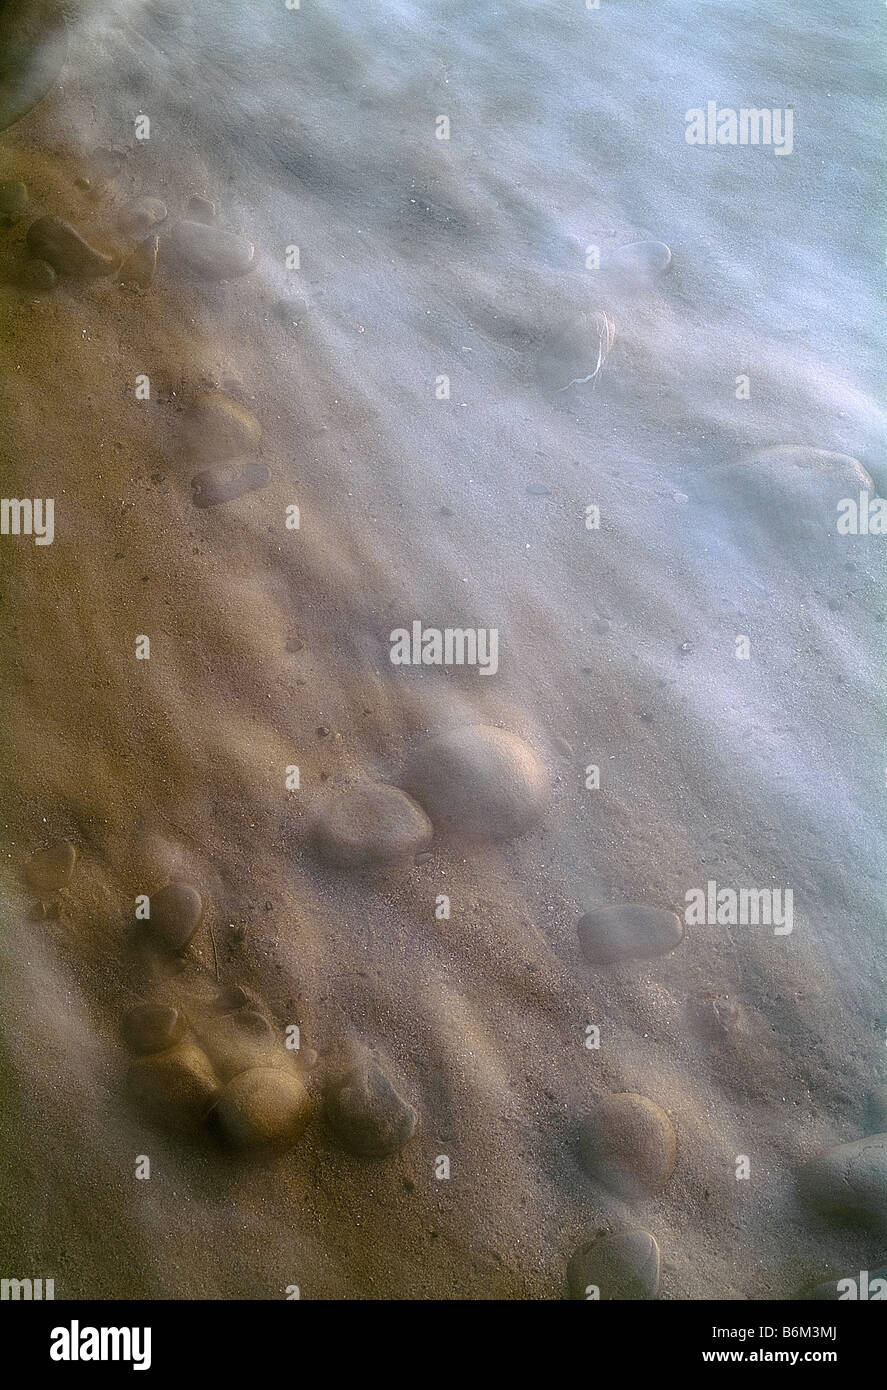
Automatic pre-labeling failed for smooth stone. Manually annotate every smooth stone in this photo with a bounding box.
[162,219,255,280]
[187,195,217,223]
[122,1002,186,1054]
[191,461,269,508]
[24,837,76,892]
[798,1133,887,1224]
[567,1230,661,1300]
[230,1009,274,1040]
[578,904,683,967]
[404,725,550,840]
[26,215,119,278]
[147,881,203,952]
[312,782,432,868]
[127,1043,219,1130]
[609,240,672,275]
[698,447,872,549]
[579,1093,677,1200]
[213,1067,312,1148]
[119,235,157,289]
[0,2,68,132]
[326,1063,418,1157]
[184,391,261,463]
[0,178,27,221]
[12,256,56,292]
[116,196,167,241]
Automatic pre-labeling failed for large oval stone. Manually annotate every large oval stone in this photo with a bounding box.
[213,1067,312,1148]
[579,1093,676,1200]
[567,1229,661,1300]
[122,1002,186,1055]
[404,724,549,839]
[326,1064,417,1157]
[127,1043,219,1130]
[26,216,119,278]
[184,391,262,463]
[578,905,683,967]
[146,882,203,952]
[798,1133,887,1225]
[162,220,255,280]
[312,782,432,867]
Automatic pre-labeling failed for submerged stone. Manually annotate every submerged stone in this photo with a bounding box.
[213,1067,312,1148]
[162,219,255,280]
[122,1002,186,1055]
[26,215,119,278]
[326,1063,417,1157]
[146,881,203,952]
[312,782,432,867]
[798,1133,887,1225]
[578,904,683,967]
[127,1042,219,1130]
[579,1093,677,1200]
[567,1229,661,1300]
[404,724,550,839]
[0,2,68,133]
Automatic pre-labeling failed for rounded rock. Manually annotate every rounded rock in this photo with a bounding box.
[404,724,550,840]
[122,1002,186,1054]
[0,2,68,133]
[798,1133,887,1225]
[147,881,203,952]
[116,196,167,241]
[578,904,683,967]
[127,1042,219,1130]
[213,1067,312,1148]
[312,782,432,868]
[162,219,255,280]
[579,1093,677,1200]
[610,240,672,275]
[23,837,76,892]
[183,391,261,463]
[567,1229,661,1300]
[326,1064,418,1157]
[26,215,119,278]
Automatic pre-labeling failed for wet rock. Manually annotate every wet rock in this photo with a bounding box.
[798,1133,887,1225]
[0,2,68,132]
[0,178,27,224]
[567,1230,661,1300]
[187,195,217,223]
[312,782,433,868]
[579,1093,677,1200]
[127,1043,219,1130]
[213,1067,312,1148]
[146,881,203,952]
[215,983,260,1013]
[117,196,167,241]
[26,215,119,278]
[122,1002,186,1055]
[231,1009,274,1040]
[184,391,261,463]
[12,256,56,292]
[119,234,157,290]
[326,1063,418,1157]
[23,838,76,892]
[609,240,672,275]
[404,724,550,840]
[578,904,683,967]
[191,461,270,508]
[162,219,255,280]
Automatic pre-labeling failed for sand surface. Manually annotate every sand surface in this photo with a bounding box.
[0,0,885,1299]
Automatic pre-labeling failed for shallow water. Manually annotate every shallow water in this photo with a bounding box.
[0,0,884,1300]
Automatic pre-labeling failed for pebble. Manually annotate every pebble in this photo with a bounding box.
[162,219,256,280]
[0,178,27,224]
[798,1132,887,1224]
[326,1063,418,1157]
[577,904,683,967]
[116,196,167,241]
[213,1067,312,1148]
[122,1002,186,1055]
[579,1092,677,1200]
[0,5,69,132]
[610,240,672,275]
[404,724,550,839]
[184,391,262,463]
[146,881,203,952]
[187,195,217,223]
[567,1230,661,1300]
[127,1043,219,1130]
[119,235,158,289]
[312,782,433,868]
[26,215,119,278]
[23,838,77,892]
[191,461,270,508]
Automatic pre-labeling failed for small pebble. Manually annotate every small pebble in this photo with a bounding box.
[162,219,256,280]
[578,1092,677,1200]
[23,838,77,892]
[127,1043,219,1130]
[404,724,550,840]
[567,1230,661,1300]
[577,904,683,967]
[146,881,203,952]
[326,1063,418,1157]
[187,195,217,223]
[213,1067,312,1148]
[312,782,433,868]
[122,1002,186,1054]
[26,215,119,278]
